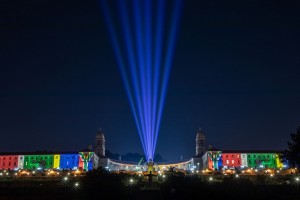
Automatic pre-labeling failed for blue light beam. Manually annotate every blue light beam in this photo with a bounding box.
[100,0,182,162]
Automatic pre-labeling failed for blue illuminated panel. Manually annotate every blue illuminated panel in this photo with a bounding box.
[59,154,79,170]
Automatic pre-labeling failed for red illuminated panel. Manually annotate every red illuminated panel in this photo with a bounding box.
[208,156,214,170]
[0,155,19,170]
[78,156,83,170]
[222,153,242,167]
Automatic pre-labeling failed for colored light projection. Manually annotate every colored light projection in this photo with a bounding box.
[204,152,285,170]
[247,153,276,168]
[60,154,79,170]
[275,154,284,168]
[100,0,182,161]
[79,152,94,171]
[23,155,54,170]
[207,151,222,170]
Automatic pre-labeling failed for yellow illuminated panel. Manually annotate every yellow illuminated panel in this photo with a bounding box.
[275,154,283,168]
[53,154,60,169]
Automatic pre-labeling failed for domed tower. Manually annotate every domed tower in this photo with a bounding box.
[196,128,206,156]
[95,129,105,157]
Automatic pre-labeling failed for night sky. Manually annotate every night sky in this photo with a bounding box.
[1,0,300,162]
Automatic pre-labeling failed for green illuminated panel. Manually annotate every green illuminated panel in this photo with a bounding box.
[23,155,54,170]
[246,153,276,168]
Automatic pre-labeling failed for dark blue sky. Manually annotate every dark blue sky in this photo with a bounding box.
[0,0,300,162]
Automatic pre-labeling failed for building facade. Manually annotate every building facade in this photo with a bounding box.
[0,155,19,170]
[0,151,98,171]
[196,128,206,156]
[202,150,285,170]
[95,129,105,158]
[0,129,287,172]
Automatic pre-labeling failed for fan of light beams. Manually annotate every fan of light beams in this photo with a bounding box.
[100,0,182,162]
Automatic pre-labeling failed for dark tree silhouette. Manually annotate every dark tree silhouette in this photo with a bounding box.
[284,126,300,167]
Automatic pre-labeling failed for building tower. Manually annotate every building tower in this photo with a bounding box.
[196,128,206,156]
[95,129,105,157]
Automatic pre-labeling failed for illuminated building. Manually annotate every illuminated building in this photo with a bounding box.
[0,129,287,172]
[99,129,287,172]
[0,151,97,171]
[246,152,277,168]
[0,155,19,170]
[202,148,222,170]
[106,158,194,173]
[275,153,284,168]
[59,154,79,170]
[99,130,195,173]
[194,129,207,170]
[18,155,24,169]
[202,150,285,170]
[196,128,206,156]
[221,153,242,168]
[79,151,95,171]
[95,129,105,158]
[0,130,101,171]
[23,154,54,170]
